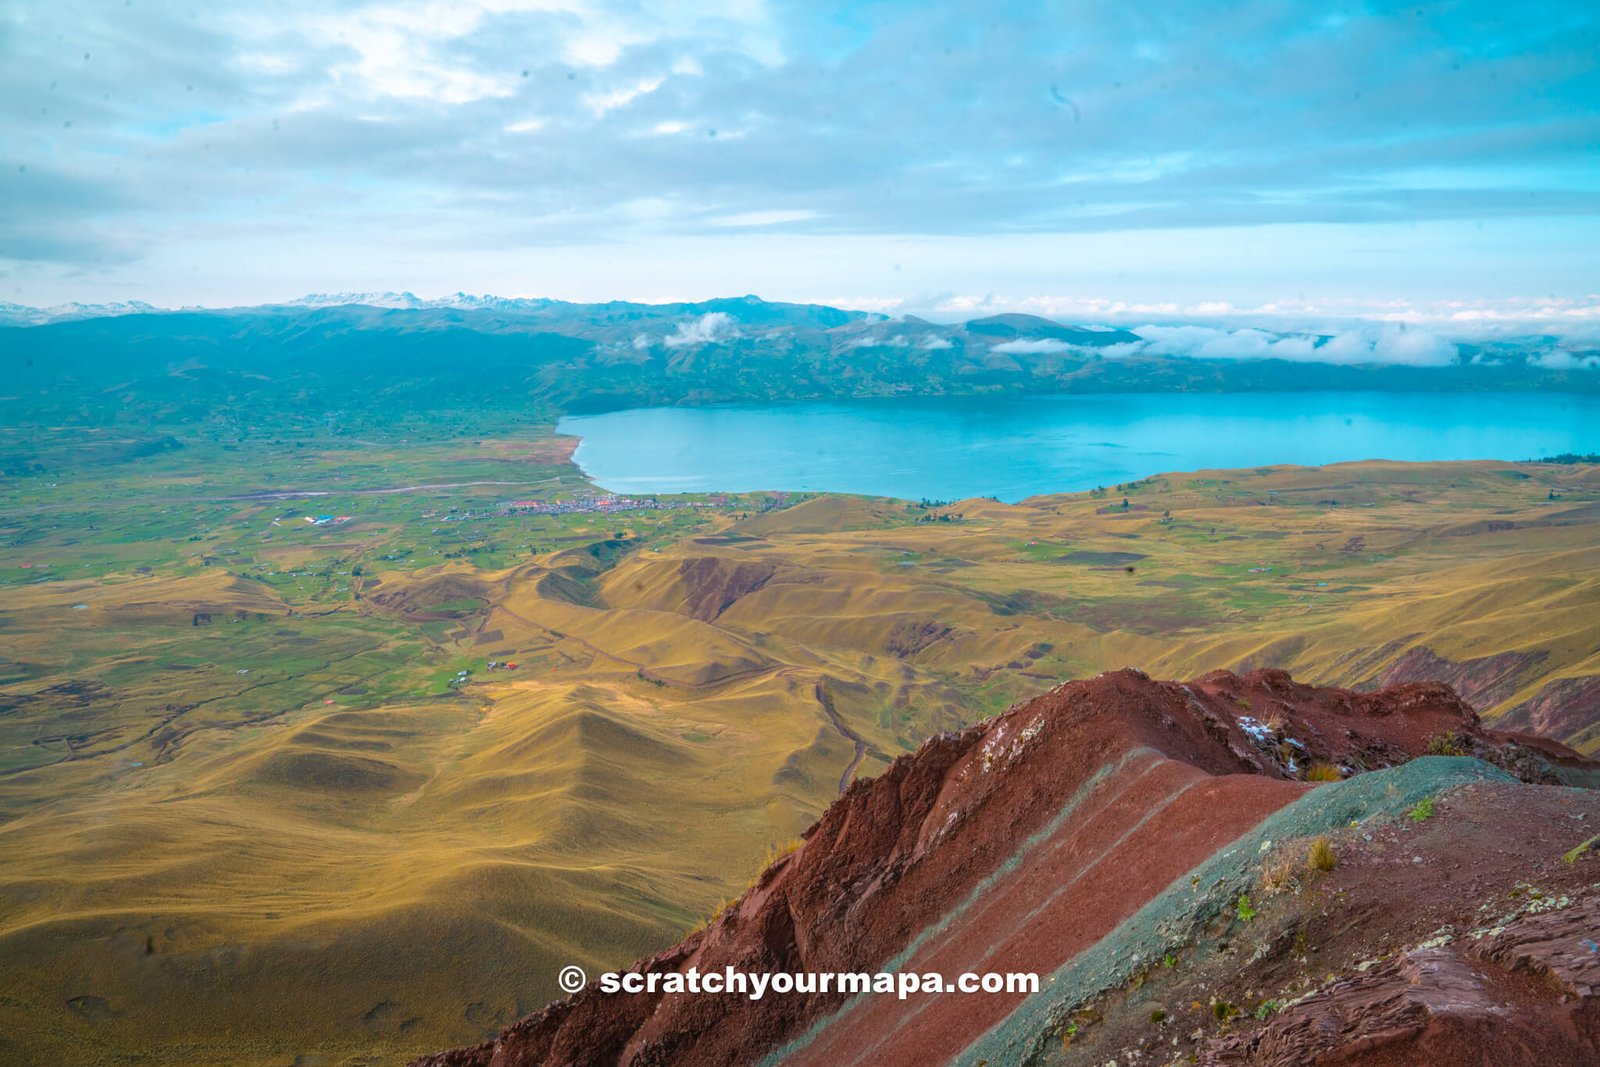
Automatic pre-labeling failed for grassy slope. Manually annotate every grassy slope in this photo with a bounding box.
[0,428,1596,1064]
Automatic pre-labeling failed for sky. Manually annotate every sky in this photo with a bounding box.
[3,1,1598,334]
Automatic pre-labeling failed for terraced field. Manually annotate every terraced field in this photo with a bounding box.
[1,430,1596,1064]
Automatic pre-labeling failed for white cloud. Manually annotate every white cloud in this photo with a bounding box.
[1366,325,1458,366]
[582,76,665,117]
[1126,323,1458,366]
[892,293,1600,344]
[990,338,1073,354]
[285,2,525,105]
[707,209,822,228]
[662,310,737,347]
[1531,348,1600,370]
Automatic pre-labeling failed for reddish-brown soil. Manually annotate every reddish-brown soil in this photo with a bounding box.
[1054,778,1600,1066]
[1372,645,1548,712]
[783,771,1303,1067]
[1501,674,1600,741]
[1207,901,1600,1066]
[414,669,1596,1067]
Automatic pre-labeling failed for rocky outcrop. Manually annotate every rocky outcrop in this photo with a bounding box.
[1500,674,1600,742]
[1205,891,1600,1066]
[416,669,1598,1067]
[1371,645,1548,712]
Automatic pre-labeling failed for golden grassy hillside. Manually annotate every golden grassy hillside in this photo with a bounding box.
[1,458,1596,1064]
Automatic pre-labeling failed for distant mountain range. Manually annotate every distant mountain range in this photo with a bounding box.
[0,299,167,326]
[1,295,1595,433]
[0,292,873,326]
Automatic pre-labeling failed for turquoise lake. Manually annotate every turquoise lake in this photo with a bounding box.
[558,392,1600,503]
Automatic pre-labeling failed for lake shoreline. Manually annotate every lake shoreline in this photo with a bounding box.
[560,391,1600,503]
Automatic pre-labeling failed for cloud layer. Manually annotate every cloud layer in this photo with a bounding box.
[2,1,1596,307]
[1128,324,1458,366]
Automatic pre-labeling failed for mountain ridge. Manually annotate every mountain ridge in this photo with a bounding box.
[414,667,1600,1066]
[4,297,1596,434]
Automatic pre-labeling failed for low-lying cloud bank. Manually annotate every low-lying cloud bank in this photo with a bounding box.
[1531,348,1600,370]
[989,338,1078,355]
[991,324,1461,366]
[896,294,1600,344]
[1127,324,1459,366]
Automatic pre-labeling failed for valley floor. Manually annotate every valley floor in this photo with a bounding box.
[0,427,1596,1064]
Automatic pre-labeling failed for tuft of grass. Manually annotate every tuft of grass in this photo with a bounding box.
[1259,850,1299,896]
[1425,731,1472,757]
[1254,998,1283,1020]
[1307,836,1337,872]
[703,895,738,927]
[1149,1008,1167,1024]
[1210,998,1240,1023]
[1235,894,1257,921]
[764,837,803,867]
[1408,796,1436,822]
[1304,761,1342,782]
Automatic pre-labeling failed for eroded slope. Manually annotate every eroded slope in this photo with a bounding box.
[419,668,1597,1067]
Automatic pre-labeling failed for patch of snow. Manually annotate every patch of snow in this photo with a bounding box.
[1237,716,1274,743]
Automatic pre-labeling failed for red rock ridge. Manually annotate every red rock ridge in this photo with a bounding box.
[414,668,1592,1067]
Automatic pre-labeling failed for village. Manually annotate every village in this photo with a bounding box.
[499,492,737,516]
[418,490,793,523]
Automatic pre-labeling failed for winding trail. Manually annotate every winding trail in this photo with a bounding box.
[815,682,869,795]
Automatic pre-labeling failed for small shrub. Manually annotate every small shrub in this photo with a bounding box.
[1211,998,1240,1023]
[1308,836,1337,872]
[1409,796,1436,822]
[1304,762,1342,782]
[1254,999,1283,1020]
[1162,953,1177,969]
[1236,894,1257,921]
[1425,731,1472,757]
[1149,1008,1167,1024]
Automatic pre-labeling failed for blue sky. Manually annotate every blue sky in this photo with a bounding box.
[3,1,1597,333]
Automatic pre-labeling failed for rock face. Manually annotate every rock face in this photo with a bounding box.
[1205,895,1600,1066]
[415,669,1599,1067]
